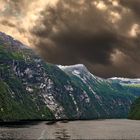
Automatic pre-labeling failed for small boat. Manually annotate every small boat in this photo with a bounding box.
[61,120,69,123]
[46,121,56,125]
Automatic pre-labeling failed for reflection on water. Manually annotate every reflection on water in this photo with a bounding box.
[0,119,140,140]
[55,128,70,140]
[0,122,41,139]
[0,121,40,128]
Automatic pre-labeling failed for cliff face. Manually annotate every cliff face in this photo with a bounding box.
[0,32,137,121]
[59,65,135,119]
[0,32,55,120]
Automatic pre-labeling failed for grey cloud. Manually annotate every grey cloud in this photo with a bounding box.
[31,0,140,78]
[32,0,119,64]
[1,0,140,78]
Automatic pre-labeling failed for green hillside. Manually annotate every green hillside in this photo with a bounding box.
[128,97,140,120]
[0,32,139,121]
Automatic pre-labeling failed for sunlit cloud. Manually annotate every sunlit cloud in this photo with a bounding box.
[94,1,107,10]
[109,11,121,23]
[129,24,140,37]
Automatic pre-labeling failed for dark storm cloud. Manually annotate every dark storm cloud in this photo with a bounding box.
[119,0,140,18]
[32,0,120,64]
[1,0,140,78]
[31,0,140,78]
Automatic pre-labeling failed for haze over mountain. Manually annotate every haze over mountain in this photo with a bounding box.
[0,32,140,121]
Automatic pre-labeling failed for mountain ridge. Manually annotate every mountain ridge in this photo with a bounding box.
[0,32,139,120]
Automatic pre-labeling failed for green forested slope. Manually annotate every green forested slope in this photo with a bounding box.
[128,97,140,120]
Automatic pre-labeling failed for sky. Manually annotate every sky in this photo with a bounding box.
[0,0,140,78]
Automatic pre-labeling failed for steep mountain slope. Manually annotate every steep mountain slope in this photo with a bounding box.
[0,32,55,120]
[59,65,135,118]
[128,97,140,120]
[0,32,137,120]
[0,32,85,120]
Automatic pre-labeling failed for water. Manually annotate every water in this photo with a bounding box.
[0,119,140,139]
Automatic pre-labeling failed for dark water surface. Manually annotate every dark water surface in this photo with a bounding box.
[0,119,140,139]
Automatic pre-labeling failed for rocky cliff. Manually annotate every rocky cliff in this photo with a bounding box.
[0,32,137,121]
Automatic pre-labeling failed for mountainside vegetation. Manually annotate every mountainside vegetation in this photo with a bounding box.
[0,32,139,121]
[128,97,140,120]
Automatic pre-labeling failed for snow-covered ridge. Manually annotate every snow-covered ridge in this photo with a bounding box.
[58,64,105,83]
[109,77,140,84]
[58,64,86,70]
[110,77,140,80]
[59,64,140,85]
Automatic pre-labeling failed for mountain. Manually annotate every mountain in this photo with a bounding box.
[58,65,136,118]
[0,32,55,120]
[109,77,140,85]
[128,97,140,120]
[109,77,140,97]
[0,32,137,121]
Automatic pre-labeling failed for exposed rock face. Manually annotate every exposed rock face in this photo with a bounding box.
[0,32,137,120]
[59,64,136,119]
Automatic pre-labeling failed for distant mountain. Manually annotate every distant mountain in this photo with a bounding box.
[128,97,140,120]
[109,77,140,97]
[0,32,138,121]
[109,77,140,85]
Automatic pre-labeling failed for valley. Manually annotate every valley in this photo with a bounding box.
[0,32,140,121]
